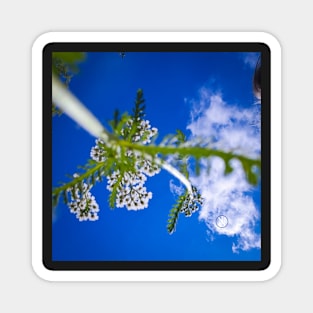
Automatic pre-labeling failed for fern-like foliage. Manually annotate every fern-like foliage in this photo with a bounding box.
[167,192,186,234]
[53,89,160,215]
[167,187,203,234]
[52,88,261,229]
[133,88,146,121]
[164,130,204,234]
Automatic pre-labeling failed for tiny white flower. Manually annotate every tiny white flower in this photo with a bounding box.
[88,212,99,221]
[67,179,100,221]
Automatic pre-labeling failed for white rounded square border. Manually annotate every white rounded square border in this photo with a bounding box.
[32,31,281,282]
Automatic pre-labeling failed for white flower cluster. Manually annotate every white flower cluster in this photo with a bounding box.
[121,119,158,144]
[107,170,153,210]
[67,174,99,221]
[90,118,160,210]
[134,156,160,177]
[180,186,204,217]
[90,138,106,162]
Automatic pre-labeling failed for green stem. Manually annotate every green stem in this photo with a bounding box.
[118,140,261,168]
[52,74,114,142]
[52,77,260,201]
[52,162,105,196]
[52,77,195,195]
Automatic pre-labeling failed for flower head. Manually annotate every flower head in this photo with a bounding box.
[91,116,161,211]
[66,175,100,221]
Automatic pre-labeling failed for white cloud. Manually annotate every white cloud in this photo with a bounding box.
[169,179,184,197]
[241,52,260,69]
[187,91,260,158]
[186,89,261,253]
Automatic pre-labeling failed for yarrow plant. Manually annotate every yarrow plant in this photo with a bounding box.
[66,174,99,221]
[90,116,161,210]
[52,86,206,229]
[167,186,203,234]
[107,170,153,210]
[52,53,261,233]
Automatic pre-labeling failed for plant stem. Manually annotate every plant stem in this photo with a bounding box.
[52,77,194,195]
[162,161,193,196]
[52,74,113,142]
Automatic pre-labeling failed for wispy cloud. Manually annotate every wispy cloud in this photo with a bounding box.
[241,52,260,70]
[187,88,260,158]
[169,179,184,197]
[186,88,261,253]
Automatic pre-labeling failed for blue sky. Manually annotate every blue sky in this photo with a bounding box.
[52,51,261,261]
